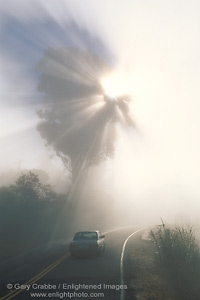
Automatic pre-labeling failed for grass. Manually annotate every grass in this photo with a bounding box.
[125,238,178,300]
[150,221,200,300]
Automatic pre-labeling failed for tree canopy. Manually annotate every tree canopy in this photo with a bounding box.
[9,171,56,205]
[36,47,134,183]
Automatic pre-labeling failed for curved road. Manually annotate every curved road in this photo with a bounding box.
[0,227,144,300]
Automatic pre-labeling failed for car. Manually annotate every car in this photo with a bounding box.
[69,231,105,257]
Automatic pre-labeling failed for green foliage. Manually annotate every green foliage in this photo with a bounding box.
[37,47,134,184]
[150,222,200,300]
[0,172,69,261]
[0,186,16,207]
[9,171,57,206]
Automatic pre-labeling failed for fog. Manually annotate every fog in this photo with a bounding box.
[1,0,200,238]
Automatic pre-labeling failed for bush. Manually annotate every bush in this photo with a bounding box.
[150,221,200,300]
[0,173,69,261]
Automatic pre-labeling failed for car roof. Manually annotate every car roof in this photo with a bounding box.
[75,230,99,234]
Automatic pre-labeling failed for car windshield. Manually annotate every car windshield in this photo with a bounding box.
[74,232,98,240]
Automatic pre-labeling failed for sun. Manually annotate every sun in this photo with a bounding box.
[100,72,130,99]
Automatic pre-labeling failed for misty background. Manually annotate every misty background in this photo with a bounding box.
[1,0,200,259]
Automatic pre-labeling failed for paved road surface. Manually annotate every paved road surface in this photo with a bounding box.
[0,227,144,300]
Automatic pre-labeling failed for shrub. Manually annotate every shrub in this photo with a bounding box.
[150,221,200,300]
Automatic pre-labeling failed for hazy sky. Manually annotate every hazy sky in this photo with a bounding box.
[1,0,200,222]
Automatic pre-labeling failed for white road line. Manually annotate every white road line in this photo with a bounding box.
[120,228,146,300]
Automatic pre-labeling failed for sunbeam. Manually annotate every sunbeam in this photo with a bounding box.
[1,1,200,257]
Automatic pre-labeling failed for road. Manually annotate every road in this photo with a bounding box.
[0,227,144,300]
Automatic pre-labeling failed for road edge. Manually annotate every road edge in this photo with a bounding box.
[120,228,145,300]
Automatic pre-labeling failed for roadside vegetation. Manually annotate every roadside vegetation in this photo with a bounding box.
[150,221,200,300]
[0,171,69,261]
[0,170,114,261]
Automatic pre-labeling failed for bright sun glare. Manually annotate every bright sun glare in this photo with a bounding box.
[100,72,130,99]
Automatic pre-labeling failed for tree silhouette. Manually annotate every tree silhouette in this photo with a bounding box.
[9,171,56,206]
[36,47,134,191]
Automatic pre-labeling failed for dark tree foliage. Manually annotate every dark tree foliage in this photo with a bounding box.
[0,172,68,260]
[36,47,134,184]
[9,171,57,206]
[0,186,16,208]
